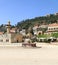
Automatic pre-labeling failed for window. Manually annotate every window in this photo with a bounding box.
[54,28,55,30]
[51,28,53,30]
[6,39,9,42]
[48,28,51,30]
[0,39,3,42]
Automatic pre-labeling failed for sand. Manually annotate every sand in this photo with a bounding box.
[0,43,58,65]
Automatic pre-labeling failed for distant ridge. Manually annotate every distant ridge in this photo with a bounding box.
[0,13,58,31]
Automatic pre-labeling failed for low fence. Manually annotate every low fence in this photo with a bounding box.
[0,43,22,47]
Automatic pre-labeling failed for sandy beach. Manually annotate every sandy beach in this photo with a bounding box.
[0,43,58,65]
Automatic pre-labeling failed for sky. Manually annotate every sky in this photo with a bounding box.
[0,0,58,25]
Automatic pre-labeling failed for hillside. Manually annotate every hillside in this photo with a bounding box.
[0,13,58,32]
[16,14,58,30]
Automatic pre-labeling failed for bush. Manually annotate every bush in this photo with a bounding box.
[51,33,58,38]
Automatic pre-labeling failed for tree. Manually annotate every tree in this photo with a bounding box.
[51,33,58,38]
[28,27,34,35]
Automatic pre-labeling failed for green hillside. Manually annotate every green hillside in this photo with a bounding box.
[16,14,58,30]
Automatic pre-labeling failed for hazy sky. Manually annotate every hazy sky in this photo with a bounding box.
[0,0,58,25]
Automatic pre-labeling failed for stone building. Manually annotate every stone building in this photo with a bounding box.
[0,21,23,43]
[47,23,58,34]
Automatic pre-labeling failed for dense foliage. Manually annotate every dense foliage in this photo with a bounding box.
[38,34,48,38]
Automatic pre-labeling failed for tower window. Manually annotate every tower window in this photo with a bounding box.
[0,39,3,42]
[6,39,9,42]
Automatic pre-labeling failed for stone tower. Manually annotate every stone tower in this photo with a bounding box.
[6,21,11,33]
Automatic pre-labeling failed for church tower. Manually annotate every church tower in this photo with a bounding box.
[6,21,11,34]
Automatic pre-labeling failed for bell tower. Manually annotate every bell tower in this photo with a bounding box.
[6,21,11,34]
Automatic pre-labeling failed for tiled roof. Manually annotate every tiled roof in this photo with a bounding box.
[0,32,4,35]
[48,23,58,27]
[10,28,17,33]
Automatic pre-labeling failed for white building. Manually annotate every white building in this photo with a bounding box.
[33,25,38,35]
[20,29,26,36]
[47,23,58,34]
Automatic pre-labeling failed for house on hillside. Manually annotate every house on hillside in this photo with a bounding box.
[47,23,58,34]
[20,29,26,36]
[33,24,48,35]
